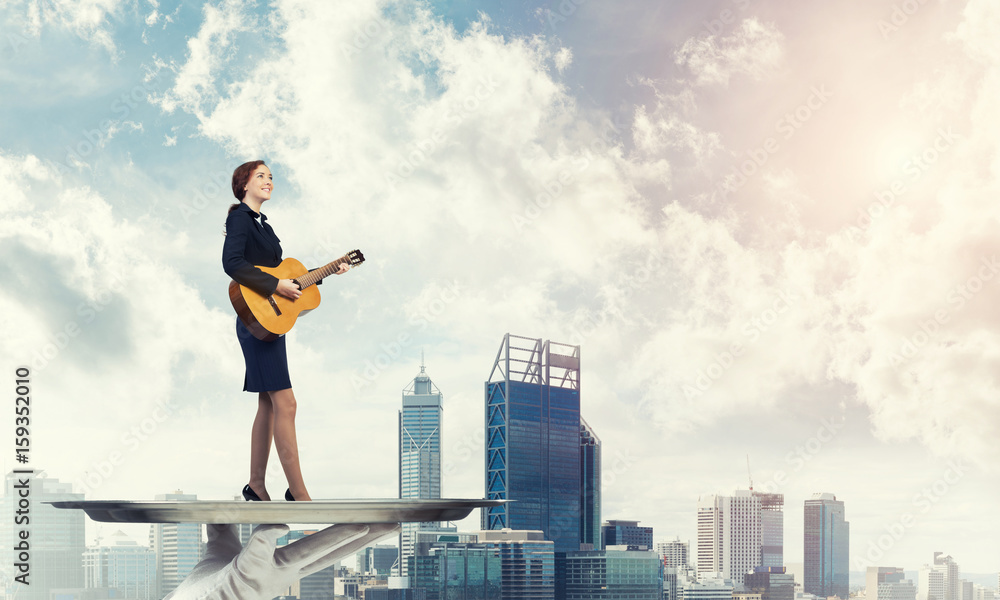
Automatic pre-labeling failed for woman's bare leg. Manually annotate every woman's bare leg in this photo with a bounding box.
[248,392,273,501]
[269,387,311,501]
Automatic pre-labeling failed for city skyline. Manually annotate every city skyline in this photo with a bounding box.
[1,465,997,596]
[1,0,998,577]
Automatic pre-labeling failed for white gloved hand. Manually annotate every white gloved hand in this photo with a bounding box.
[164,521,399,600]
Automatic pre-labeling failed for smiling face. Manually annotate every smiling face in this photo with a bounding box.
[243,164,273,203]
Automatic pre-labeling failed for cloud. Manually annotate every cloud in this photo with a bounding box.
[0,151,243,488]
[5,0,126,56]
[675,17,785,87]
[631,83,721,165]
[153,0,257,116]
[140,0,1000,475]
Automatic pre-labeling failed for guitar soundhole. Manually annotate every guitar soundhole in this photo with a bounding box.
[267,296,282,316]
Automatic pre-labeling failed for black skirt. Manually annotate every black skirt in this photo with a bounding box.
[236,318,292,392]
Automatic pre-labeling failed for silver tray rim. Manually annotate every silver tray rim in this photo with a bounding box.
[47,498,507,524]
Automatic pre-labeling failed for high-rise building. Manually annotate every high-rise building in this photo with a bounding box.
[149,490,201,597]
[399,361,443,577]
[83,530,157,599]
[409,529,555,599]
[601,520,653,551]
[803,493,849,599]
[1,471,86,600]
[744,566,794,600]
[696,490,765,586]
[412,542,503,600]
[919,566,945,600]
[919,554,959,600]
[934,553,960,600]
[580,419,601,550]
[868,567,917,600]
[563,548,662,600]
[359,544,400,576]
[483,334,582,554]
[756,492,783,567]
[657,538,689,568]
[480,529,556,600]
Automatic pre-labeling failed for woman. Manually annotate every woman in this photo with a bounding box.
[222,160,347,502]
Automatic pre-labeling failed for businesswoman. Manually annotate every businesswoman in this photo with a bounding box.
[223,160,346,502]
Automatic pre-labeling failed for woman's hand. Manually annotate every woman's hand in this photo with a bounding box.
[334,263,350,275]
[275,279,302,300]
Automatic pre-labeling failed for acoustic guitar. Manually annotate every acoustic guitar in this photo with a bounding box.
[229,249,365,341]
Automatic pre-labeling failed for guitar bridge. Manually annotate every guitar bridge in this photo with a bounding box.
[267,296,282,316]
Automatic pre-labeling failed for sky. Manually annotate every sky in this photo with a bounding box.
[1,0,999,577]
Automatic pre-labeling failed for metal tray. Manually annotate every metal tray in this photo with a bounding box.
[48,498,504,524]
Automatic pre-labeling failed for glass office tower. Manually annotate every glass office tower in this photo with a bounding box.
[483,334,582,554]
[579,420,601,550]
[804,493,849,599]
[756,491,784,567]
[399,361,443,577]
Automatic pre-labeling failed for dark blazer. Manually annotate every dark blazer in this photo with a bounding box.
[222,202,283,296]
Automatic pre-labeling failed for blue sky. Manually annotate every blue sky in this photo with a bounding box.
[2,0,999,577]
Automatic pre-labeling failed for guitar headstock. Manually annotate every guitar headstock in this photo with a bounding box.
[347,249,365,266]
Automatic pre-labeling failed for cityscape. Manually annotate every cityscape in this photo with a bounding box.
[2,334,996,600]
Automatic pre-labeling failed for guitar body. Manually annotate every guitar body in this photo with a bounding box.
[229,258,321,342]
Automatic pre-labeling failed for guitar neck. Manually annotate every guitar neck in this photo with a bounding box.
[295,254,352,289]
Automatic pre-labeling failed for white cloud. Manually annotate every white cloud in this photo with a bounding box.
[631,84,721,165]
[143,0,1000,476]
[0,151,243,493]
[675,17,785,87]
[554,46,572,72]
[154,0,256,115]
[6,0,125,56]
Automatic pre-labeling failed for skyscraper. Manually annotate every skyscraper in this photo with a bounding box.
[757,492,784,567]
[934,553,960,600]
[696,490,765,586]
[579,419,601,550]
[804,493,849,599]
[1,471,85,600]
[483,334,582,554]
[919,554,959,600]
[399,360,443,577]
[149,490,200,597]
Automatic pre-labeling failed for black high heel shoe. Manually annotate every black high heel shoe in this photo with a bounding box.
[242,484,263,502]
[284,488,296,501]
